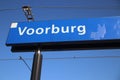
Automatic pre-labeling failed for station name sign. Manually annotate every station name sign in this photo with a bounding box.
[6,16,120,51]
[17,24,86,36]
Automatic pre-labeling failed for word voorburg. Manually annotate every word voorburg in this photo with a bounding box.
[18,24,86,36]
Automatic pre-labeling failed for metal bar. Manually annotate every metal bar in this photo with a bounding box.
[30,49,43,80]
[19,56,32,72]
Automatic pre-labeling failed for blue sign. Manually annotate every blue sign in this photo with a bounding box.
[6,16,120,46]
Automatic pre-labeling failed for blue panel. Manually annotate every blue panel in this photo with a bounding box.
[6,16,120,46]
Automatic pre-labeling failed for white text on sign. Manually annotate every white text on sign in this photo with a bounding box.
[18,24,86,36]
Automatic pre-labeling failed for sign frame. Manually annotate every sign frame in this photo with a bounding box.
[6,16,120,52]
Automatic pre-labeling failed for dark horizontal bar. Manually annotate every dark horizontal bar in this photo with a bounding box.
[10,39,120,52]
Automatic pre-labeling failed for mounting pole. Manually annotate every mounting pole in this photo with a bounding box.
[22,6,42,80]
[30,49,43,80]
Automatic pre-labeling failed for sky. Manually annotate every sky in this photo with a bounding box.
[0,0,120,80]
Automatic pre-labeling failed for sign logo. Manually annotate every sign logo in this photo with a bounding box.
[91,24,106,40]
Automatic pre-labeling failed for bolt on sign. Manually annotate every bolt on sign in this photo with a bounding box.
[6,16,120,52]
